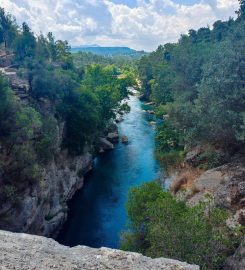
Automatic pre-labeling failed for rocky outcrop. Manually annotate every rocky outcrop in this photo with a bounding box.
[173,155,245,215]
[0,50,13,67]
[0,67,30,104]
[0,151,93,238]
[185,160,245,217]
[107,132,119,143]
[99,137,114,151]
[122,135,129,144]
[185,146,204,167]
[224,238,245,270]
[0,69,94,237]
[0,230,199,270]
[172,156,245,269]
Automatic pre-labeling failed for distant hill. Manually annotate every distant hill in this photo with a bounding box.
[71,46,147,58]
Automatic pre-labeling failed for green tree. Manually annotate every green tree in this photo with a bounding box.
[62,86,101,154]
[237,0,245,19]
[121,182,242,270]
[0,8,17,48]
[14,22,36,61]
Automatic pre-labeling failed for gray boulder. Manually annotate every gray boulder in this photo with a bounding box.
[122,135,129,144]
[107,132,119,143]
[99,138,114,151]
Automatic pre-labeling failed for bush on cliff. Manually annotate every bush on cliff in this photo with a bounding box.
[121,182,243,270]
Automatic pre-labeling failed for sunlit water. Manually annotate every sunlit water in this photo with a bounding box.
[57,95,161,248]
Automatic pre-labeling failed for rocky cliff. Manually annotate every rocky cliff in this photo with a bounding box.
[225,238,245,270]
[0,150,93,237]
[0,230,199,270]
[0,54,95,237]
[171,150,245,269]
[0,49,122,238]
[173,156,245,227]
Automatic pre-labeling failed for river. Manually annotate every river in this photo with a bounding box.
[57,94,161,249]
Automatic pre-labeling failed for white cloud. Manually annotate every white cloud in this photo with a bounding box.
[0,0,240,51]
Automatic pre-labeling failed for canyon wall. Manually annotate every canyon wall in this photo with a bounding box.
[0,149,93,237]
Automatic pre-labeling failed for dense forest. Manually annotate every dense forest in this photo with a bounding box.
[73,51,138,70]
[0,7,135,202]
[138,1,245,169]
[121,1,245,269]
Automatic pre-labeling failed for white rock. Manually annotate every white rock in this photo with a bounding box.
[0,230,199,270]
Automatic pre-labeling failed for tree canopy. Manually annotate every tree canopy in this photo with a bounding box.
[138,2,245,166]
[0,8,136,201]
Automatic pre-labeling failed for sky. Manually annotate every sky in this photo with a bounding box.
[0,0,240,51]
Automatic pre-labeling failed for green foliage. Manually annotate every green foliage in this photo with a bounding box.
[30,66,79,101]
[155,121,184,172]
[138,2,245,156]
[3,185,18,202]
[156,121,183,153]
[15,107,41,141]
[156,150,185,174]
[36,116,59,164]
[0,75,44,184]
[0,7,136,160]
[62,86,101,154]
[0,75,16,140]
[73,51,139,69]
[121,182,243,270]
[14,23,36,61]
[0,8,17,48]
[237,0,245,19]
[155,104,169,118]
[196,148,230,170]
[61,64,134,154]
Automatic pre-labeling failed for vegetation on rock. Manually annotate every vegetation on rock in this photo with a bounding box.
[121,182,243,270]
[0,7,135,203]
[122,2,245,269]
[138,2,245,170]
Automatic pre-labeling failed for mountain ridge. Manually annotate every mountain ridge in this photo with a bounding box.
[71,46,148,57]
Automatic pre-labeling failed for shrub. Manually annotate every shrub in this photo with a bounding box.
[197,148,230,170]
[121,182,243,270]
[3,185,18,202]
[156,149,184,175]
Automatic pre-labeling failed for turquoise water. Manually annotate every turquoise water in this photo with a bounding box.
[57,95,161,248]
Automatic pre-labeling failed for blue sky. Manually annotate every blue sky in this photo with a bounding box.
[1,0,239,51]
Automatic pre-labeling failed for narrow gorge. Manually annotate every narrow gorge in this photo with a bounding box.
[57,94,161,248]
[0,1,245,269]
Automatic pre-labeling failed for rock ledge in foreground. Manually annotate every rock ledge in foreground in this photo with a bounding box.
[0,230,199,270]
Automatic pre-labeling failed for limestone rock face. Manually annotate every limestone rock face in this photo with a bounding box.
[0,67,30,104]
[0,152,93,238]
[184,146,203,167]
[224,238,245,270]
[0,50,13,67]
[0,230,199,270]
[183,159,245,216]
[173,158,245,269]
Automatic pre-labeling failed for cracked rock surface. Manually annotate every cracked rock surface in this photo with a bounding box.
[0,230,199,270]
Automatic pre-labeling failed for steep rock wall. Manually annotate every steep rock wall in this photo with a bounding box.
[0,151,93,237]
